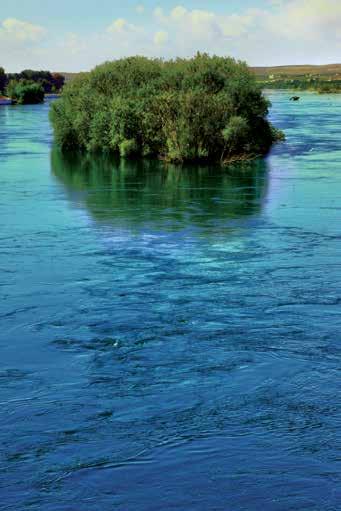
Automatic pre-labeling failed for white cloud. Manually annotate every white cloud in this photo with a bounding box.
[154,30,168,46]
[3,1,341,72]
[153,7,166,24]
[262,0,341,40]
[105,18,156,57]
[60,33,87,55]
[135,4,145,14]
[150,1,341,63]
[0,18,47,71]
[0,18,46,43]
[153,5,253,55]
[107,18,129,34]
[170,6,187,21]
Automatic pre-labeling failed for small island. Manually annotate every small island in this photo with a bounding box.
[50,54,283,164]
[0,67,65,105]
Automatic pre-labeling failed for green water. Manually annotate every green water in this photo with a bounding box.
[0,92,340,510]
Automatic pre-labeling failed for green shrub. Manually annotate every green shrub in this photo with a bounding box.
[51,54,283,163]
[0,67,6,94]
[6,80,44,104]
[5,70,65,93]
[119,139,139,158]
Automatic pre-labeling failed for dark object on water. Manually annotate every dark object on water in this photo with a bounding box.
[290,96,300,101]
[0,96,12,105]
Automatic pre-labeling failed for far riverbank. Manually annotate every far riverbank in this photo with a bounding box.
[0,93,61,106]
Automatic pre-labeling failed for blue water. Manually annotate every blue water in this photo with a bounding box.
[0,93,340,510]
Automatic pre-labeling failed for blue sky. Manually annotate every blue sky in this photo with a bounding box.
[1,0,340,71]
[1,0,268,27]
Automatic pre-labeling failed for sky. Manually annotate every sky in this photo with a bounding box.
[1,0,341,72]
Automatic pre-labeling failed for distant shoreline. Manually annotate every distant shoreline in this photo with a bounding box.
[0,93,61,105]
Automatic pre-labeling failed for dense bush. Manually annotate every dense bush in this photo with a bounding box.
[50,54,283,163]
[317,81,341,94]
[0,67,6,94]
[6,70,65,93]
[0,68,65,95]
[6,80,45,104]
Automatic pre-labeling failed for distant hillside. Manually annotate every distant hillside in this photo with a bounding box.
[251,64,341,93]
[251,64,341,80]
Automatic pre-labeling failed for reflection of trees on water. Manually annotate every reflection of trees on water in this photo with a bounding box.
[51,149,269,230]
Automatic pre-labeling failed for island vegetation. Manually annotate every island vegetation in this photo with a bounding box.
[0,68,65,104]
[5,80,45,105]
[0,67,6,95]
[50,54,283,164]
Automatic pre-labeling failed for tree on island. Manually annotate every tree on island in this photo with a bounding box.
[3,70,65,95]
[6,80,45,104]
[51,73,65,93]
[50,54,283,164]
[0,67,6,94]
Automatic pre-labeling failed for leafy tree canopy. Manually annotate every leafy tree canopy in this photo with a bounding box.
[6,80,45,104]
[50,54,283,163]
[1,69,65,94]
[0,67,6,94]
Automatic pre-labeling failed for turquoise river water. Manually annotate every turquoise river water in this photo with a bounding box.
[0,92,340,510]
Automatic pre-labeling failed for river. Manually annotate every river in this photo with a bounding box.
[0,92,340,510]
